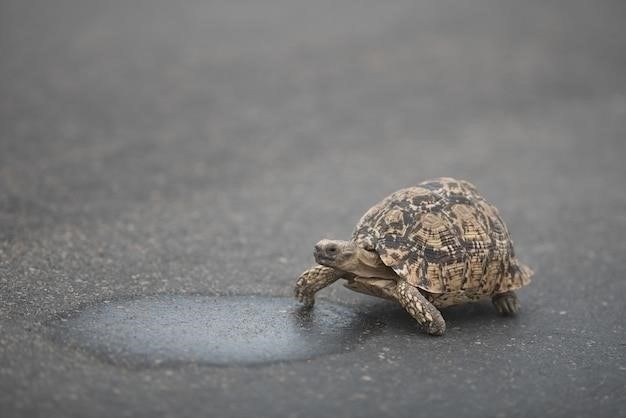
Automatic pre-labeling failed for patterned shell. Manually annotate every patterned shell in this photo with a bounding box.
[352,177,532,295]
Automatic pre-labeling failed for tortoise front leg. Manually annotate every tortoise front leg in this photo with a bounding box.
[294,265,344,308]
[394,281,446,336]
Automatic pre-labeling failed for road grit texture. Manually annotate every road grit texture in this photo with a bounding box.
[1,0,625,417]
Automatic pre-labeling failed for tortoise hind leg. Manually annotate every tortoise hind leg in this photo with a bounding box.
[394,281,446,336]
[492,290,519,316]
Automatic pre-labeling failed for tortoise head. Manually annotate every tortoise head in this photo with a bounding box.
[314,239,390,277]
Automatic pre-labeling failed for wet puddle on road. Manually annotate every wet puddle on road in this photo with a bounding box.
[47,295,376,367]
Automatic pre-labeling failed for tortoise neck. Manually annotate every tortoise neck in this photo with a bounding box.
[352,247,398,279]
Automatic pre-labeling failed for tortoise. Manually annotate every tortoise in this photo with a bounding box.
[294,177,532,335]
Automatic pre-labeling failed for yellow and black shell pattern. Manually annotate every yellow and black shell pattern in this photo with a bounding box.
[352,177,532,300]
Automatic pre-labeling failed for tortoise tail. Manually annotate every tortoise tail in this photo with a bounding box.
[506,259,533,290]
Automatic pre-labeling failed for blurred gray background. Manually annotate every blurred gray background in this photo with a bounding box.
[1,0,625,417]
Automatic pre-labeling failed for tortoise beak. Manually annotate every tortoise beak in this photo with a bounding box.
[314,240,339,264]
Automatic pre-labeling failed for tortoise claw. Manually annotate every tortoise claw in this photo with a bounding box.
[492,291,519,316]
[294,275,316,307]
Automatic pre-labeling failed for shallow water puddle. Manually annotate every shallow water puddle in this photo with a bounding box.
[47,295,374,366]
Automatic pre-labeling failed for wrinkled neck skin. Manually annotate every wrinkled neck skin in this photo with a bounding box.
[335,241,398,280]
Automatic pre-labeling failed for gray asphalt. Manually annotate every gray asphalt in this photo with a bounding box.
[1,0,625,417]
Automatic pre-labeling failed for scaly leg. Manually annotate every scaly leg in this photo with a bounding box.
[294,265,344,308]
[492,290,519,316]
[395,281,446,336]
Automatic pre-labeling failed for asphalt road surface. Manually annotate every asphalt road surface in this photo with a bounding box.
[1,0,625,417]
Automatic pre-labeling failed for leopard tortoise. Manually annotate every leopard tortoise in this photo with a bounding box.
[294,177,533,335]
